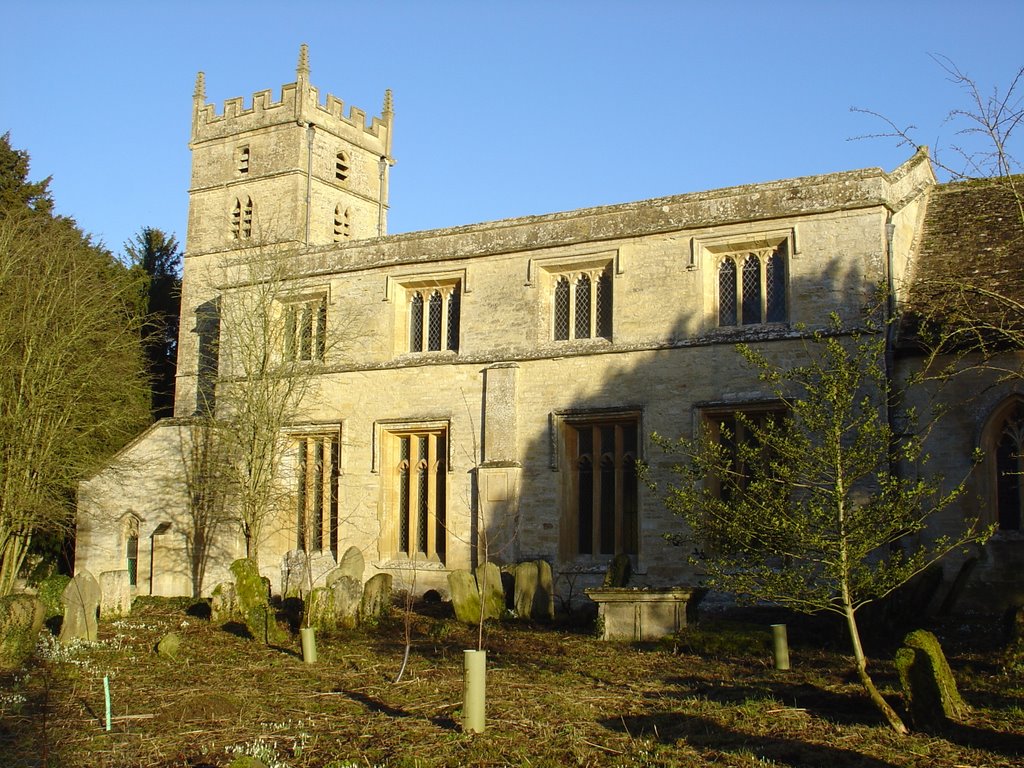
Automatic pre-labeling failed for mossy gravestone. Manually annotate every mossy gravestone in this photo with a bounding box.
[0,594,45,669]
[230,559,286,645]
[448,563,504,625]
[895,629,968,731]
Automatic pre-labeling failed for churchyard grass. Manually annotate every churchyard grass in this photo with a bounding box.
[1,597,1022,767]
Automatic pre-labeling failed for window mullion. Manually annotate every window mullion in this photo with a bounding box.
[588,271,598,338]
[591,425,601,556]
[425,433,437,557]
[440,289,451,351]
[568,275,578,340]
[614,424,624,555]
[759,253,768,323]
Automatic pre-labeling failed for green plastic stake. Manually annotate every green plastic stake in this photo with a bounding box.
[104,675,112,731]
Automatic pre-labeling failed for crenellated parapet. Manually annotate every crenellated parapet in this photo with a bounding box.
[190,44,392,152]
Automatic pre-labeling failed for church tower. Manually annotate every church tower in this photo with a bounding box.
[174,46,394,416]
[186,44,394,255]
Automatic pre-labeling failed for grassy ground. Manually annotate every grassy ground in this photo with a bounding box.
[1,597,1022,768]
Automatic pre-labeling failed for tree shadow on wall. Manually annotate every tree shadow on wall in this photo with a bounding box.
[515,256,877,596]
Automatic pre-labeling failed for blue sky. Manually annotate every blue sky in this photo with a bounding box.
[2,1,1021,257]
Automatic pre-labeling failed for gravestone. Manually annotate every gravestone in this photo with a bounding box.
[513,560,555,621]
[448,565,505,625]
[59,570,100,643]
[0,594,45,669]
[100,570,132,618]
[895,629,968,731]
[210,581,238,623]
[157,632,182,659]
[535,560,555,621]
[359,573,393,623]
[304,586,335,630]
[331,575,363,628]
[307,551,338,591]
[513,561,539,618]
[447,569,480,624]
[331,546,365,585]
[476,562,505,621]
[230,559,285,645]
[280,550,308,598]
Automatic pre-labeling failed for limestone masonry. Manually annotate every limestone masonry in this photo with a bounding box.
[76,46,1024,611]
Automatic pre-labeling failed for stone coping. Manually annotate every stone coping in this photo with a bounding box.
[584,586,700,602]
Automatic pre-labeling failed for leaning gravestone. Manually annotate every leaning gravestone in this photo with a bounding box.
[447,569,480,624]
[0,594,45,669]
[100,570,132,618]
[59,570,100,644]
[895,629,968,731]
[359,573,393,624]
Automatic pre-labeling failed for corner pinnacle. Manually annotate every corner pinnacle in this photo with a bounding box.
[297,44,310,80]
[193,71,206,101]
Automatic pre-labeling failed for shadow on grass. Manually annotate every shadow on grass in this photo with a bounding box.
[334,688,460,732]
[664,675,885,727]
[945,722,1024,759]
[603,712,900,768]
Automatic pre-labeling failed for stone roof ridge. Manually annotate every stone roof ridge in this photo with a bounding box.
[324,152,930,245]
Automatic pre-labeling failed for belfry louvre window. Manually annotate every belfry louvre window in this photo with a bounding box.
[295,434,340,557]
[334,205,351,241]
[564,417,638,557]
[236,145,250,174]
[231,197,253,240]
[389,428,447,562]
[335,151,350,181]
[284,296,327,363]
[553,266,612,341]
[408,283,460,353]
[717,242,786,326]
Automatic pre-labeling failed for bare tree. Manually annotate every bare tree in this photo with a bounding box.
[855,57,1024,381]
[211,247,323,563]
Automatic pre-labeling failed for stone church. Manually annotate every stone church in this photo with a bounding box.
[75,47,1024,612]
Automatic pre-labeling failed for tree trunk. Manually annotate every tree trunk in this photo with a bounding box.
[844,603,908,734]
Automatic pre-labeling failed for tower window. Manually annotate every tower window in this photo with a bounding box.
[336,151,350,182]
[231,197,253,240]
[237,145,250,175]
[334,205,351,241]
